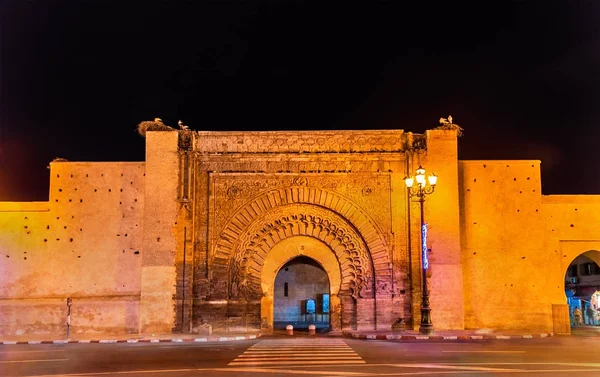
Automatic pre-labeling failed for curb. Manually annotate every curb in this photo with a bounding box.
[342,331,553,341]
[0,334,260,346]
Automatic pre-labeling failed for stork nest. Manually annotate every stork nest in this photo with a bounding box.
[434,123,464,137]
[136,120,176,137]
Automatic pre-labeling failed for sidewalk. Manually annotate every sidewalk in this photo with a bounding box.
[0,327,578,346]
[342,329,555,341]
[571,325,600,337]
[0,332,261,345]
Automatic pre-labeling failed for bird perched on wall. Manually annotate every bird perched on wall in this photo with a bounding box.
[136,117,176,137]
[435,115,463,136]
[439,115,453,125]
[178,120,189,131]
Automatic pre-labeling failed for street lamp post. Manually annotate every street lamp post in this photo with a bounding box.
[404,165,438,335]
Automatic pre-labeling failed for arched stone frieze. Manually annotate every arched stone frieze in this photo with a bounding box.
[227,204,373,301]
[212,186,391,293]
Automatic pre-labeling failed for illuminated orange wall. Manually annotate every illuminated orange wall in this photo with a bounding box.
[459,160,600,332]
[2,128,600,337]
[0,162,145,336]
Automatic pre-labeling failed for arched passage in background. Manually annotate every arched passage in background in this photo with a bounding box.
[273,256,330,331]
[564,250,600,327]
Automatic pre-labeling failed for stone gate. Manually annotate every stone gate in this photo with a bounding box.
[139,128,465,334]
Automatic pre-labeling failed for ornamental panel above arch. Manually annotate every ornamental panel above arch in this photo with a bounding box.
[210,178,392,284]
[226,203,373,301]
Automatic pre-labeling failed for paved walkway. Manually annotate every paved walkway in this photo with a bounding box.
[0,332,261,345]
[342,329,554,341]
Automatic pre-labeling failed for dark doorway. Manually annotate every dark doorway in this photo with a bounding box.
[273,256,330,331]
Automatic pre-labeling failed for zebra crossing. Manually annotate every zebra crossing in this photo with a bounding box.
[228,338,365,366]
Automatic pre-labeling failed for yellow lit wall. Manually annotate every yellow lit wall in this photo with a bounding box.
[0,162,145,336]
[459,160,600,332]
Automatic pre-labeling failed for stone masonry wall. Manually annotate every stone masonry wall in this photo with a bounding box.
[0,161,145,336]
[459,160,551,331]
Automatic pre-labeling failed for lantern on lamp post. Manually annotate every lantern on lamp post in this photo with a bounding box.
[404,165,438,335]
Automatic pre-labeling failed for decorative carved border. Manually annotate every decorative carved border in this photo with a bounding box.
[194,130,417,154]
[211,186,392,300]
[229,205,371,300]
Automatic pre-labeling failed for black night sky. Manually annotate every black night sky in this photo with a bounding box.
[1,1,599,200]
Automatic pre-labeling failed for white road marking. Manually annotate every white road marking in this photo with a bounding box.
[220,367,372,375]
[442,350,527,353]
[0,349,66,354]
[229,338,365,366]
[233,356,364,361]
[0,358,68,364]
[241,352,357,356]
[229,360,366,366]
[19,363,600,377]
[386,363,524,372]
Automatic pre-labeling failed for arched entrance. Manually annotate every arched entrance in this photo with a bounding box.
[273,256,330,331]
[260,235,343,333]
[564,250,600,328]
[218,201,393,333]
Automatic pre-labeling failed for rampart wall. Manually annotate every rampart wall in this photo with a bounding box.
[0,162,145,336]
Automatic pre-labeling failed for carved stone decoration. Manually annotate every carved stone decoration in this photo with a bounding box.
[226,204,377,301]
[229,248,252,300]
[362,186,372,196]
[226,185,240,200]
[210,175,392,251]
[292,176,308,186]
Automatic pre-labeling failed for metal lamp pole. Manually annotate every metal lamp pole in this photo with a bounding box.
[404,166,437,335]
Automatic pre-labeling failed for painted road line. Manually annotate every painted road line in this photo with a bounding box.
[244,350,354,355]
[229,360,366,366]
[234,356,364,360]
[23,367,369,377]
[386,363,525,372]
[229,338,365,367]
[442,350,527,353]
[0,349,66,354]
[0,358,68,364]
[222,367,369,375]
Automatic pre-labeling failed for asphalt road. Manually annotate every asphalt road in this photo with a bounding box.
[2,335,600,376]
